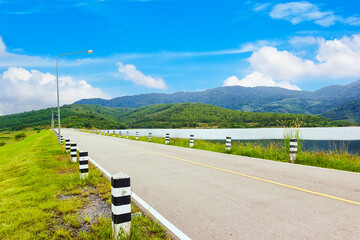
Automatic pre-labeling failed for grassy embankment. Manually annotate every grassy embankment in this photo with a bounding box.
[0,130,170,239]
[94,131,360,173]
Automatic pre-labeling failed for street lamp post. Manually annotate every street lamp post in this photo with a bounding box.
[56,50,93,144]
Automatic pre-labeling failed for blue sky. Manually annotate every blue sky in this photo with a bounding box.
[0,0,359,114]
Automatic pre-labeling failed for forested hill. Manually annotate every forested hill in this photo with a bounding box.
[0,103,353,131]
[0,105,127,131]
[321,98,360,123]
[115,103,352,128]
[75,79,360,119]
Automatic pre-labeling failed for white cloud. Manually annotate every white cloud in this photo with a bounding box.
[117,40,274,61]
[117,62,167,89]
[0,36,106,68]
[249,46,315,81]
[270,1,337,26]
[344,16,360,26]
[253,3,271,12]
[0,36,6,54]
[223,72,300,91]
[0,36,53,67]
[248,34,360,81]
[289,36,323,46]
[0,67,109,115]
[269,1,360,27]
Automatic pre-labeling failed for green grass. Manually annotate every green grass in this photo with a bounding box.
[0,130,170,239]
[99,131,360,173]
[0,129,37,147]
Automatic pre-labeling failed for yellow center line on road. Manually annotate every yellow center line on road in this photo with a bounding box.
[101,137,360,206]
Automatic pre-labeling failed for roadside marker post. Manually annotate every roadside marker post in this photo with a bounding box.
[113,130,115,137]
[226,136,231,150]
[290,138,298,163]
[190,135,194,147]
[136,132,139,140]
[111,173,131,239]
[70,143,77,163]
[65,139,70,152]
[79,151,89,179]
[165,133,169,144]
[107,130,110,136]
[148,133,152,142]
[119,131,121,137]
[126,131,129,139]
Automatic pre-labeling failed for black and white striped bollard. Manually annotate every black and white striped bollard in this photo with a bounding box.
[119,131,121,137]
[113,130,115,137]
[79,151,89,179]
[148,133,152,142]
[70,143,77,163]
[107,130,110,136]
[290,138,297,163]
[126,131,129,139]
[60,136,64,144]
[65,139,70,152]
[226,137,231,150]
[190,135,194,147]
[136,132,139,140]
[111,173,131,238]
[165,133,169,144]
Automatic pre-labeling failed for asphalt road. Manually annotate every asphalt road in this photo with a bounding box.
[62,129,360,240]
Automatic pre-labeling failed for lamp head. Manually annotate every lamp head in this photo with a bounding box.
[87,50,93,54]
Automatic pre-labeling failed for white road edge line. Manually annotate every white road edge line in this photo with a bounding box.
[78,149,191,240]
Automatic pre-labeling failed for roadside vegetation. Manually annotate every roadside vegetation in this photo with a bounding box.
[94,131,360,173]
[0,129,38,147]
[0,129,170,239]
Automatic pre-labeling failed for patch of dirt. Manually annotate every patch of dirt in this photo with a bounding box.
[78,193,111,232]
[58,194,76,200]
[80,193,111,222]
[57,186,111,234]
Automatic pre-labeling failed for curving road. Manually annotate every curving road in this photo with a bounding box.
[62,129,360,240]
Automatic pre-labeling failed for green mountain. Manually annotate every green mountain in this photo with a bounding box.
[115,103,351,128]
[0,103,352,131]
[320,98,360,123]
[75,79,360,118]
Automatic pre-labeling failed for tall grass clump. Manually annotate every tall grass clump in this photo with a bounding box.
[280,118,303,162]
[14,132,27,140]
